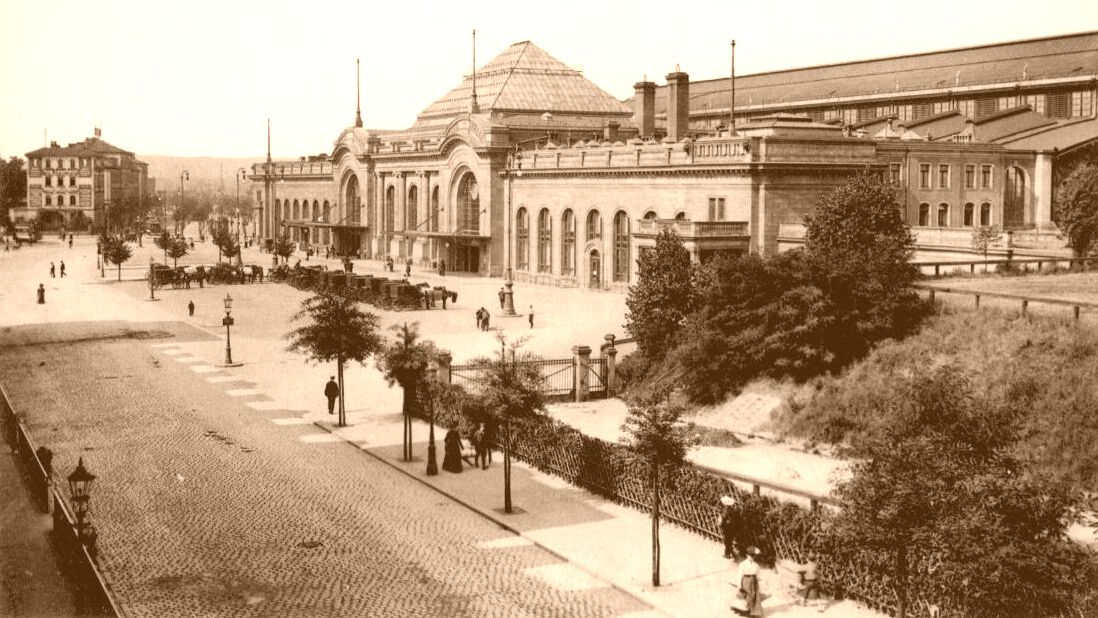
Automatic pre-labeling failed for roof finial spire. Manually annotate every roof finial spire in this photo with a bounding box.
[355,59,363,128]
[470,29,479,114]
[266,118,272,164]
[729,40,736,135]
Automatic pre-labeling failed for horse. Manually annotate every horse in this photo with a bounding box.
[246,264,264,283]
[420,285,457,309]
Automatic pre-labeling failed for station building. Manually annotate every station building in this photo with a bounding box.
[250,33,1097,290]
[21,129,150,231]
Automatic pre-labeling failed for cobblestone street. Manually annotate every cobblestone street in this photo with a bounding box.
[0,320,649,617]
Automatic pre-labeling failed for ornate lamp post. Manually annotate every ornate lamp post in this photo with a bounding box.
[425,361,439,476]
[67,457,98,557]
[221,293,242,367]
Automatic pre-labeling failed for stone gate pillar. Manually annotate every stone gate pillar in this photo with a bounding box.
[437,350,452,385]
[602,334,617,396]
[573,345,592,402]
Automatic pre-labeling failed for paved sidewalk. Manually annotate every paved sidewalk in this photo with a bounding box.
[313,420,881,618]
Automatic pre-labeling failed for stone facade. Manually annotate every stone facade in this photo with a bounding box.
[21,130,148,231]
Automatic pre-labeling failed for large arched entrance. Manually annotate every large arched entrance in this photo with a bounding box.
[450,171,482,273]
[338,173,362,257]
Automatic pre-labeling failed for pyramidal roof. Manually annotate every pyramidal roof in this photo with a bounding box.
[413,41,632,128]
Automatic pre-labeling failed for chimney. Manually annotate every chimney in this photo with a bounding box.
[666,70,690,142]
[633,81,655,138]
[603,121,620,142]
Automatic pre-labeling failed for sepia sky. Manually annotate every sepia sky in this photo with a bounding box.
[1,0,1096,160]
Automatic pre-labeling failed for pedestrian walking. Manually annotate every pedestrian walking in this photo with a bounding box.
[442,427,464,473]
[324,376,340,415]
[404,261,411,278]
[719,495,742,559]
[37,283,46,304]
[50,262,56,278]
[438,259,446,277]
[482,310,491,331]
[498,287,505,309]
[188,300,195,317]
[475,307,484,330]
[473,422,491,469]
[799,553,821,607]
[68,235,73,249]
[730,547,764,617]
[60,261,66,277]
[528,305,534,328]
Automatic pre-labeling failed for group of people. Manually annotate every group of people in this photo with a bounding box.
[719,495,820,615]
[49,261,66,278]
[442,422,492,473]
[475,307,491,331]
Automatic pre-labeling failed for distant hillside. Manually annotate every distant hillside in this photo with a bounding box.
[140,155,264,194]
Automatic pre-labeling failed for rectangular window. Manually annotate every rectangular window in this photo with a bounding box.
[913,102,932,120]
[1025,95,1045,115]
[708,197,726,221]
[981,165,993,189]
[975,98,998,119]
[69,176,76,187]
[45,176,52,187]
[920,164,931,189]
[1072,91,1094,118]
[965,165,975,189]
[938,205,949,227]
[957,100,975,118]
[841,109,858,125]
[823,109,839,121]
[889,163,901,184]
[1048,92,1070,119]
[897,105,913,122]
[938,164,950,189]
[45,159,51,169]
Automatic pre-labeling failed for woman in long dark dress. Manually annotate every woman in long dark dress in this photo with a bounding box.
[442,428,464,473]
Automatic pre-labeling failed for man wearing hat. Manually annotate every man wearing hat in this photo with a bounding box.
[324,376,340,415]
[719,495,743,559]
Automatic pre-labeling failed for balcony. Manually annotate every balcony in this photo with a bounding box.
[635,218,749,239]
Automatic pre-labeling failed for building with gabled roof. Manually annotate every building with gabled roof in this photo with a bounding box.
[20,129,149,231]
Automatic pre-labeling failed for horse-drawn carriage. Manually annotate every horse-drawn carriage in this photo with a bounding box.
[415,283,458,309]
[146,264,190,289]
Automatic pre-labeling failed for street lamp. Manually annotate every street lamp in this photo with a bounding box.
[221,293,241,367]
[67,457,98,557]
[425,361,439,476]
[179,170,190,236]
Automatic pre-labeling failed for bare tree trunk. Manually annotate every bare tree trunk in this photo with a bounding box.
[504,419,512,514]
[402,379,413,461]
[652,461,661,587]
[337,357,346,427]
[896,545,908,618]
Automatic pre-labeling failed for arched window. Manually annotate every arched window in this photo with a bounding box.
[537,208,552,273]
[322,200,330,222]
[613,211,630,283]
[45,195,52,206]
[937,203,950,227]
[918,203,930,226]
[292,199,300,220]
[407,185,418,230]
[69,176,76,187]
[980,202,991,226]
[70,195,76,206]
[643,211,657,220]
[457,173,479,233]
[516,207,529,271]
[313,200,319,222]
[430,186,440,232]
[275,199,282,220]
[963,203,975,227]
[585,210,601,241]
[385,186,395,232]
[561,209,575,276]
[674,212,686,220]
[1004,167,1025,228]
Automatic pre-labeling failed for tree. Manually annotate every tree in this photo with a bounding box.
[166,237,189,267]
[273,236,296,264]
[1054,163,1098,257]
[154,231,173,262]
[621,389,695,587]
[804,170,924,358]
[0,157,27,229]
[625,229,694,360]
[970,225,1003,262]
[103,237,133,281]
[470,335,545,513]
[285,291,383,427]
[828,367,1094,618]
[376,323,438,462]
